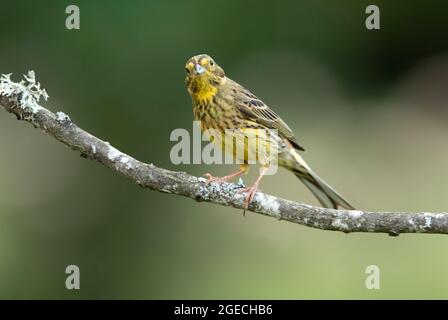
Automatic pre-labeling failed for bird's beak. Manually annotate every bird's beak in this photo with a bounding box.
[195,63,206,75]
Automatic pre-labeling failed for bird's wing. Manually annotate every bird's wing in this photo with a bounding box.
[233,84,305,151]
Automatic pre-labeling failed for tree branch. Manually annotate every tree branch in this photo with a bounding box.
[1,71,447,236]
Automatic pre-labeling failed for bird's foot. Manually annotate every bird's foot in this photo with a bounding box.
[203,169,246,185]
[239,184,260,210]
[203,173,232,184]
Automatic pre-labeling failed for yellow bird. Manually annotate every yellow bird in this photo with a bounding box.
[185,54,354,210]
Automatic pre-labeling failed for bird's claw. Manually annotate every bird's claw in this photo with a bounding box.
[239,185,259,209]
[203,173,229,184]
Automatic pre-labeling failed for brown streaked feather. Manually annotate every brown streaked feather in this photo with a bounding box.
[231,81,305,151]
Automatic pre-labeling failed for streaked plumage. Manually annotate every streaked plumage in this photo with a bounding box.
[185,54,354,210]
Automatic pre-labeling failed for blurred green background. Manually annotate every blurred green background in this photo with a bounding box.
[0,0,448,299]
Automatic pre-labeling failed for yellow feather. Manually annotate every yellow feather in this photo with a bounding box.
[191,78,218,104]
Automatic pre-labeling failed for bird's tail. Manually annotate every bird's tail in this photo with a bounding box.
[289,150,355,210]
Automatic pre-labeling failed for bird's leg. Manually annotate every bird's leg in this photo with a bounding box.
[204,164,249,184]
[239,166,269,209]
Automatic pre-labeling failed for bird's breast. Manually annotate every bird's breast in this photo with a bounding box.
[193,95,238,132]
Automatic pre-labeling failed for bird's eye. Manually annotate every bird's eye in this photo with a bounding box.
[210,61,214,66]
[185,68,190,73]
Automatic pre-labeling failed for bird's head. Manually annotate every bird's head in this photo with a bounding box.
[185,54,226,95]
